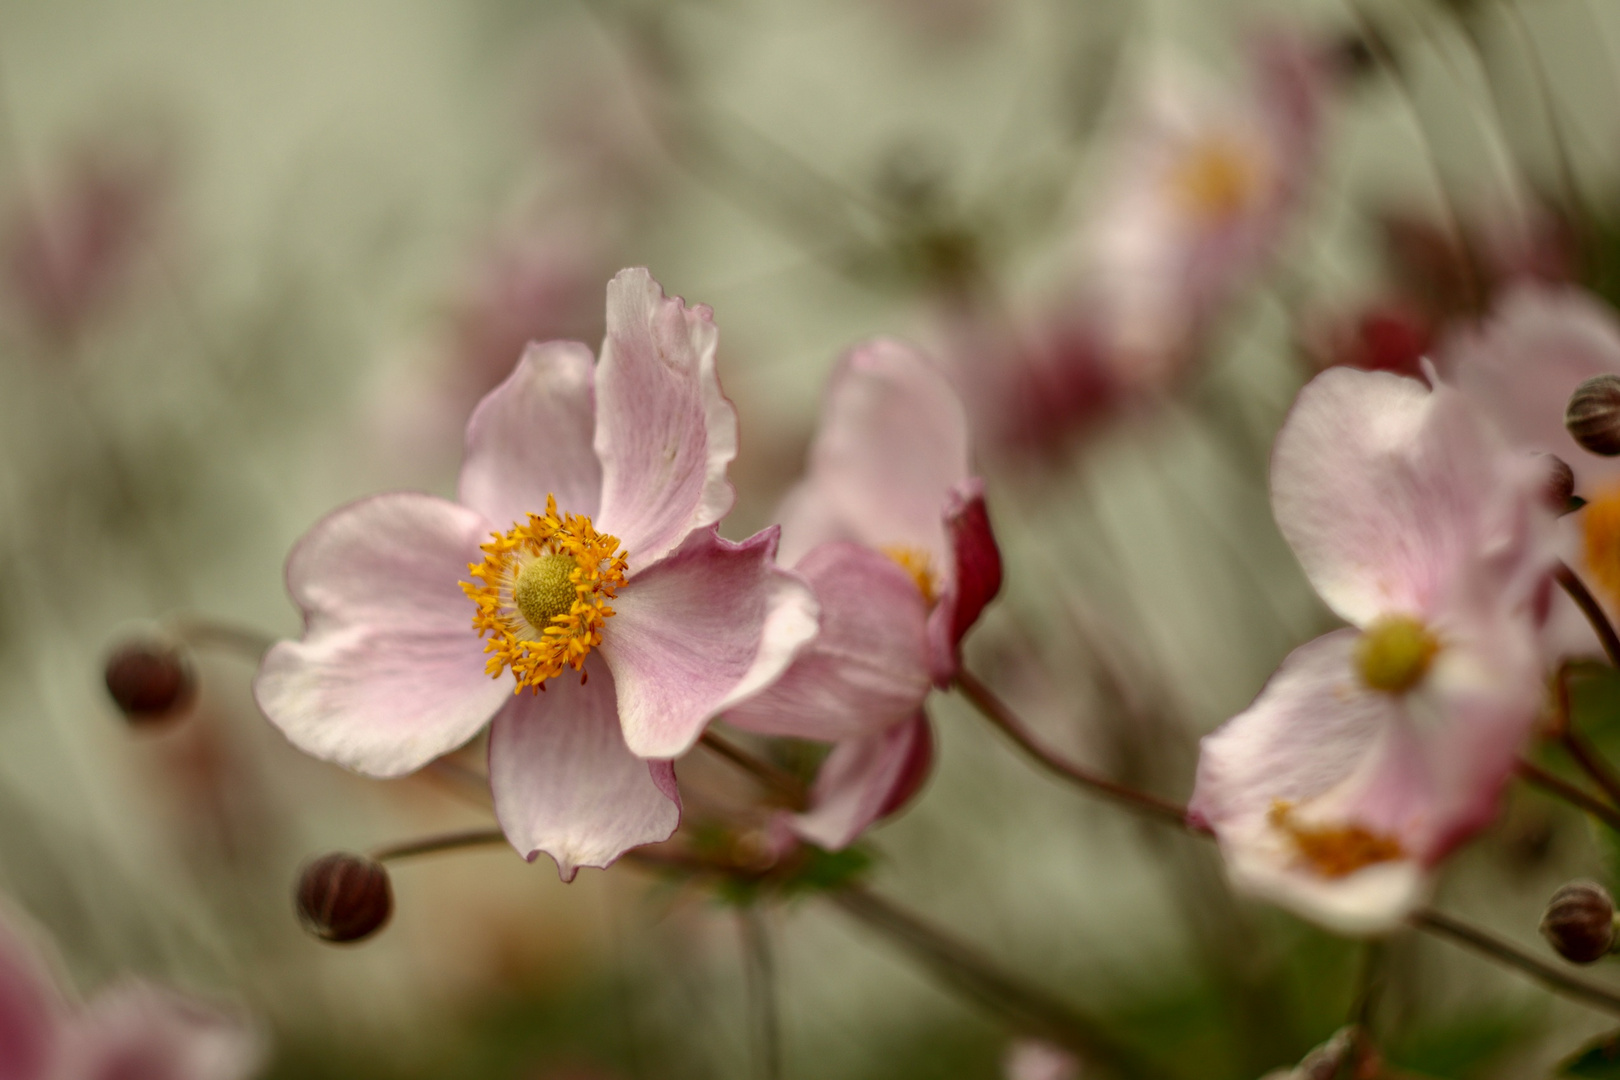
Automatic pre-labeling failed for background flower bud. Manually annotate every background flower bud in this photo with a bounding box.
[296,853,393,944]
[1532,452,1576,512]
[1540,880,1616,964]
[1566,375,1620,456]
[103,639,195,725]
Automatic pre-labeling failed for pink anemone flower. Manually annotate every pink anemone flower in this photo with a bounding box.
[726,339,1001,849]
[0,905,261,1079]
[1190,367,1554,933]
[1444,284,1620,658]
[256,269,819,879]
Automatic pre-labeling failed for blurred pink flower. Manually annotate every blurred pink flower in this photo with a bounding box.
[1306,301,1433,379]
[256,269,818,879]
[1079,30,1328,387]
[727,340,1001,848]
[3,140,169,343]
[1190,368,1554,933]
[1003,1038,1081,1080]
[0,907,261,1079]
[1444,284,1620,658]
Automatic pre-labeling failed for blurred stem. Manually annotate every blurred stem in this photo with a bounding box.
[1411,908,1620,1016]
[1552,663,1620,809]
[1514,758,1620,830]
[700,730,809,811]
[738,906,783,1080]
[826,885,1148,1076]
[167,615,275,660]
[1556,561,1620,668]
[370,828,506,863]
[955,669,1199,831]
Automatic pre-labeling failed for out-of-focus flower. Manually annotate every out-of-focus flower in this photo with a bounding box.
[0,904,261,1079]
[2,139,170,343]
[727,339,1001,848]
[1077,30,1328,388]
[256,269,818,879]
[1003,1037,1081,1080]
[1191,368,1554,933]
[1305,301,1433,379]
[1445,284,1620,655]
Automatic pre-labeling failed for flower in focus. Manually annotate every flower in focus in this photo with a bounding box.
[1445,284,1620,655]
[726,339,1001,849]
[256,269,819,879]
[1190,367,1554,933]
[1077,30,1328,388]
[0,903,261,1079]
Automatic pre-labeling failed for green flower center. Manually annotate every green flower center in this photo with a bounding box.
[514,554,579,630]
[1354,615,1439,694]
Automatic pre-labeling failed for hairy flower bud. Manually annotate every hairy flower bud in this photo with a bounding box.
[1541,880,1616,964]
[103,639,195,725]
[1566,375,1620,456]
[296,853,392,944]
[1533,452,1576,512]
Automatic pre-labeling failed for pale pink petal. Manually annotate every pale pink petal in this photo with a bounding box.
[592,268,736,568]
[61,981,264,1080]
[779,339,970,571]
[725,543,930,742]
[0,917,60,1080]
[924,480,1003,684]
[489,655,680,881]
[1447,283,1620,492]
[1271,368,1543,627]
[1002,1039,1081,1080]
[599,526,819,759]
[254,493,511,778]
[458,340,601,527]
[791,714,933,851]
[1191,631,1433,933]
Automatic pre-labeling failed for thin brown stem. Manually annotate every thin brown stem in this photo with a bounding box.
[1515,758,1620,831]
[369,828,506,863]
[955,669,1201,832]
[166,616,276,661]
[1562,728,1620,811]
[827,886,1149,1076]
[1556,561,1620,669]
[700,730,808,810]
[1411,907,1620,1017]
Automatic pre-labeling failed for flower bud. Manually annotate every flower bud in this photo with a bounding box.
[296,853,392,944]
[1532,452,1576,512]
[1566,375,1620,456]
[103,639,194,725]
[1540,880,1616,964]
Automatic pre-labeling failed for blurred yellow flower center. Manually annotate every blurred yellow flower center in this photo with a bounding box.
[1170,137,1265,225]
[1270,802,1404,880]
[882,545,937,606]
[1583,486,1620,605]
[1354,614,1439,694]
[462,495,629,693]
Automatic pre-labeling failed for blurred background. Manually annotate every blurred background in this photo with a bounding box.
[4,0,1620,1076]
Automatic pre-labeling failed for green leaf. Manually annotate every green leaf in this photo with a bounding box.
[1560,1029,1620,1076]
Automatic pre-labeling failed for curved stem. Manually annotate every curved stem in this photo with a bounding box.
[700,730,808,810]
[370,828,506,863]
[827,886,1149,1075]
[1556,561,1620,669]
[738,907,783,1080]
[166,615,276,661]
[955,669,1201,832]
[1515,758,1620,830]
[1411,907,1620,1017]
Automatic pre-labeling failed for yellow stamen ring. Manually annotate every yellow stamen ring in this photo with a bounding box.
[461,495,629,693]
[882,545,938,608]
[1269,801,1404,880]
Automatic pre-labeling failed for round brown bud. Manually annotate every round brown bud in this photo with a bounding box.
[1566,375,1620,456]
[103,640,195,725]
[296,853,392,944]
[1541,880,1615,964]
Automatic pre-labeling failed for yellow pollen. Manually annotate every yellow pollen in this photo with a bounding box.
[882,545,937,607]
[1354,614,1439,695]
[1270,801,1405,880]
[461,495,629,693]
[1583,485,1620,606]
[1170,137,1265,225]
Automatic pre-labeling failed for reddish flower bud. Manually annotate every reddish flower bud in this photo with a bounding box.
[1532,452,1576,512]
[1541,880,1616,964]
[103,640,194,725]
[1567,375,1620,456]
[296,853,392,944]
